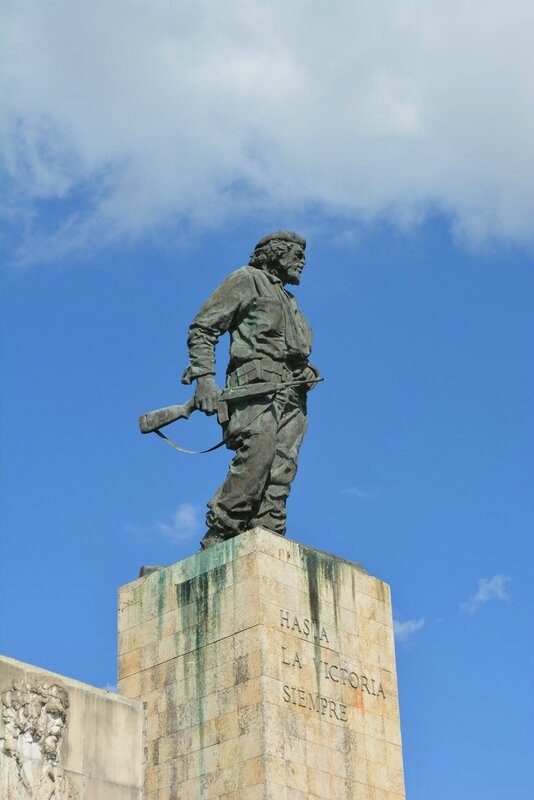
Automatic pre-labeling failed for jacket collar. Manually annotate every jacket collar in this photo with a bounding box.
[263,268,284,286]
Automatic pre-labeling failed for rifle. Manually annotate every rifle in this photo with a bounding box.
[138,378,323,435]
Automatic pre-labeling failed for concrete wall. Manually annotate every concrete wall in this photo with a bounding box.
[0,654,144,800]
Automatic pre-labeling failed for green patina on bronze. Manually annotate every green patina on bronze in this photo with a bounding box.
[140,231,321,550]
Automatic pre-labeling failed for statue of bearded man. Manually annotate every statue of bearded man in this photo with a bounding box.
[181,230,321,549]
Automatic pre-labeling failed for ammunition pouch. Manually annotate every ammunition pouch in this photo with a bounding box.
[218,359,280,427]
[228,357,286,388]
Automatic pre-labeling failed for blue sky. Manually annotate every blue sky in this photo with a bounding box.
[2,2,534,798]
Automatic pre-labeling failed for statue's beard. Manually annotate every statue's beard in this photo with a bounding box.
[275,261,303,286]
[285,271,301,285]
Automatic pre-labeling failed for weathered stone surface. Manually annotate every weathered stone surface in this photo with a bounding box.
[118,528,406,799]
[0,655,143,800]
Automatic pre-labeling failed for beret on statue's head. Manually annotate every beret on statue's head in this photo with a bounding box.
[254,230,306,251]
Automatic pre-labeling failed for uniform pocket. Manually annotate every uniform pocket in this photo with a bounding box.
[248,297,284,331]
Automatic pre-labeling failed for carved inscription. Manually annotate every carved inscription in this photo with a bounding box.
[312,658,386,698]
[280,609,329,643]
[279,608,386,721]
[282,685,348,721]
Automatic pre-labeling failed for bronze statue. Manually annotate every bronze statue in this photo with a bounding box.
[140,231,321,549]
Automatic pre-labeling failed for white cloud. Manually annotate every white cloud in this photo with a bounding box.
[460,574,511,615]
[341,486,379,501]
[126,503,202,543]
[393,618,425,644]
[2,0,534,264]
[157,504,202,542]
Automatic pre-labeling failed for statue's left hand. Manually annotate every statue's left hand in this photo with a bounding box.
[194,375,222,415]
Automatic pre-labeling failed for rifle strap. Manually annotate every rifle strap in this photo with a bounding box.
[153,428,226,455]
[152,394,276,455]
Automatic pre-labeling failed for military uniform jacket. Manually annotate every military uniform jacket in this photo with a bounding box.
[182,266,318,385]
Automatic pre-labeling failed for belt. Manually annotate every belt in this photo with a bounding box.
[228,357,287,387]
[228,356,309,386]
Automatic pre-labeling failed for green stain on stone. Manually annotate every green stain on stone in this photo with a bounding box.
[303,547,341,626]
[302,547,342,690]
[176,557,230,800]
[305,551,321,632]
[157,569,167,640]
[376,580,387,603]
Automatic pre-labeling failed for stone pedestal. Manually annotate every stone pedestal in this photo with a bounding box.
[118,528,405,800]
